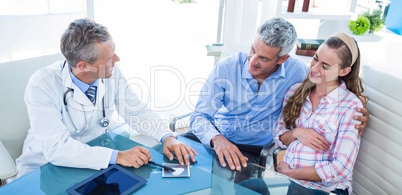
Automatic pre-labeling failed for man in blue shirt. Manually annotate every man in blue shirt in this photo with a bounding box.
[188,18,369,171]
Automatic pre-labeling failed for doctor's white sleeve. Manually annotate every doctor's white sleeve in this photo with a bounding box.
[114,68,174,142]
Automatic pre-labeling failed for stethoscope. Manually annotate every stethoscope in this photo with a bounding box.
[62,61,109,132]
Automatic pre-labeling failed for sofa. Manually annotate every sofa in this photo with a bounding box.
[0,53,64,181]
[352,65,402,194]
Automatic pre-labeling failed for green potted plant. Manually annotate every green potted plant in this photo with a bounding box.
[349,15,370,35]
[363,9,386,33]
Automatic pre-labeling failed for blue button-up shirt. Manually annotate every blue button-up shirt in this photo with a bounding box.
[190,52,307,146]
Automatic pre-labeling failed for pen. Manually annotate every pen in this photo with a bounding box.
[148,161,175,172]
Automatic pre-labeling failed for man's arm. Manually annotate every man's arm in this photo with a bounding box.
[190,61,247,171]
[189,62,226,146]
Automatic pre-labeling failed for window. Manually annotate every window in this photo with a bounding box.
[0,0,84,15]
[0,0,87,63]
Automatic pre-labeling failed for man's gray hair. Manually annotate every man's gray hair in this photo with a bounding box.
[60,18,111,67]
[258,17,297,58]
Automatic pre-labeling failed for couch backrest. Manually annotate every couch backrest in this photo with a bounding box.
[353,65,402,194]
[0,54,65,162]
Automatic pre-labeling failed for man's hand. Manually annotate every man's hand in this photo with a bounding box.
[355,97,369,137]
[163,136,198,165]
[116,146,151,168]
[293,127,330,152]
[211,135,248,171]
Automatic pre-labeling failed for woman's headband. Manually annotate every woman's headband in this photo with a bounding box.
[328,32,358,67]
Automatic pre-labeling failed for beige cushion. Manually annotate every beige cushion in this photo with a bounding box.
[352,65,402,194]
[0,54,64,162]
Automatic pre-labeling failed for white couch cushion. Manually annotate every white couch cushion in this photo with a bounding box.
[352,65,402,194]
[0,54,64,162]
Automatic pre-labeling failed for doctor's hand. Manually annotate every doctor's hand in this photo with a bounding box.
[116,146,151,168]
[211,135,248,171]
[355,97,369,137]
[163,136,198,166]
[293,127,330,152]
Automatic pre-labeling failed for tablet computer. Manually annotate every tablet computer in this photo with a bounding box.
[66,164,146,195]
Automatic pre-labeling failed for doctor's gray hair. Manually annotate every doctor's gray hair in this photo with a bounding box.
[60,18,111,67]
[258,17,297,58]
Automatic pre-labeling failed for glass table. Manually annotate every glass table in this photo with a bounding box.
[0,124,331,194]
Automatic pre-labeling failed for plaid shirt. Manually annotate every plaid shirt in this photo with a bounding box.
[273,81,362,193]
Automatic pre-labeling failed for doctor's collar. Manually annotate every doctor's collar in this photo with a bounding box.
[68,64,99,94]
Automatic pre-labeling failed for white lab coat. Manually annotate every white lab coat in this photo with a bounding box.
[16,61,173,177]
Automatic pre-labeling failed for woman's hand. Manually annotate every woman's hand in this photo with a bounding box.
[293,127,330,152]
[277,161,292,176]
[277,161,322,182]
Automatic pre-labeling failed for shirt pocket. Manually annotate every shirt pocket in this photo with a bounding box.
[316,119,339,144]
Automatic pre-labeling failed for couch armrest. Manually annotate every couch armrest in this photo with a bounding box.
[0,141,17,180]
[169,112,193,132]
[259,142,275,167]
[273,148,286,172]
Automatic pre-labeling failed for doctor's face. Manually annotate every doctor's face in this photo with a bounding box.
[88,39,120,79]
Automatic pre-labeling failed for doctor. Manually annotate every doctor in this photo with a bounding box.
[16,18,197,177]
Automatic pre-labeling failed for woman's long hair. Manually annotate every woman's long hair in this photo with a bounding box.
[282,37,369,129]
